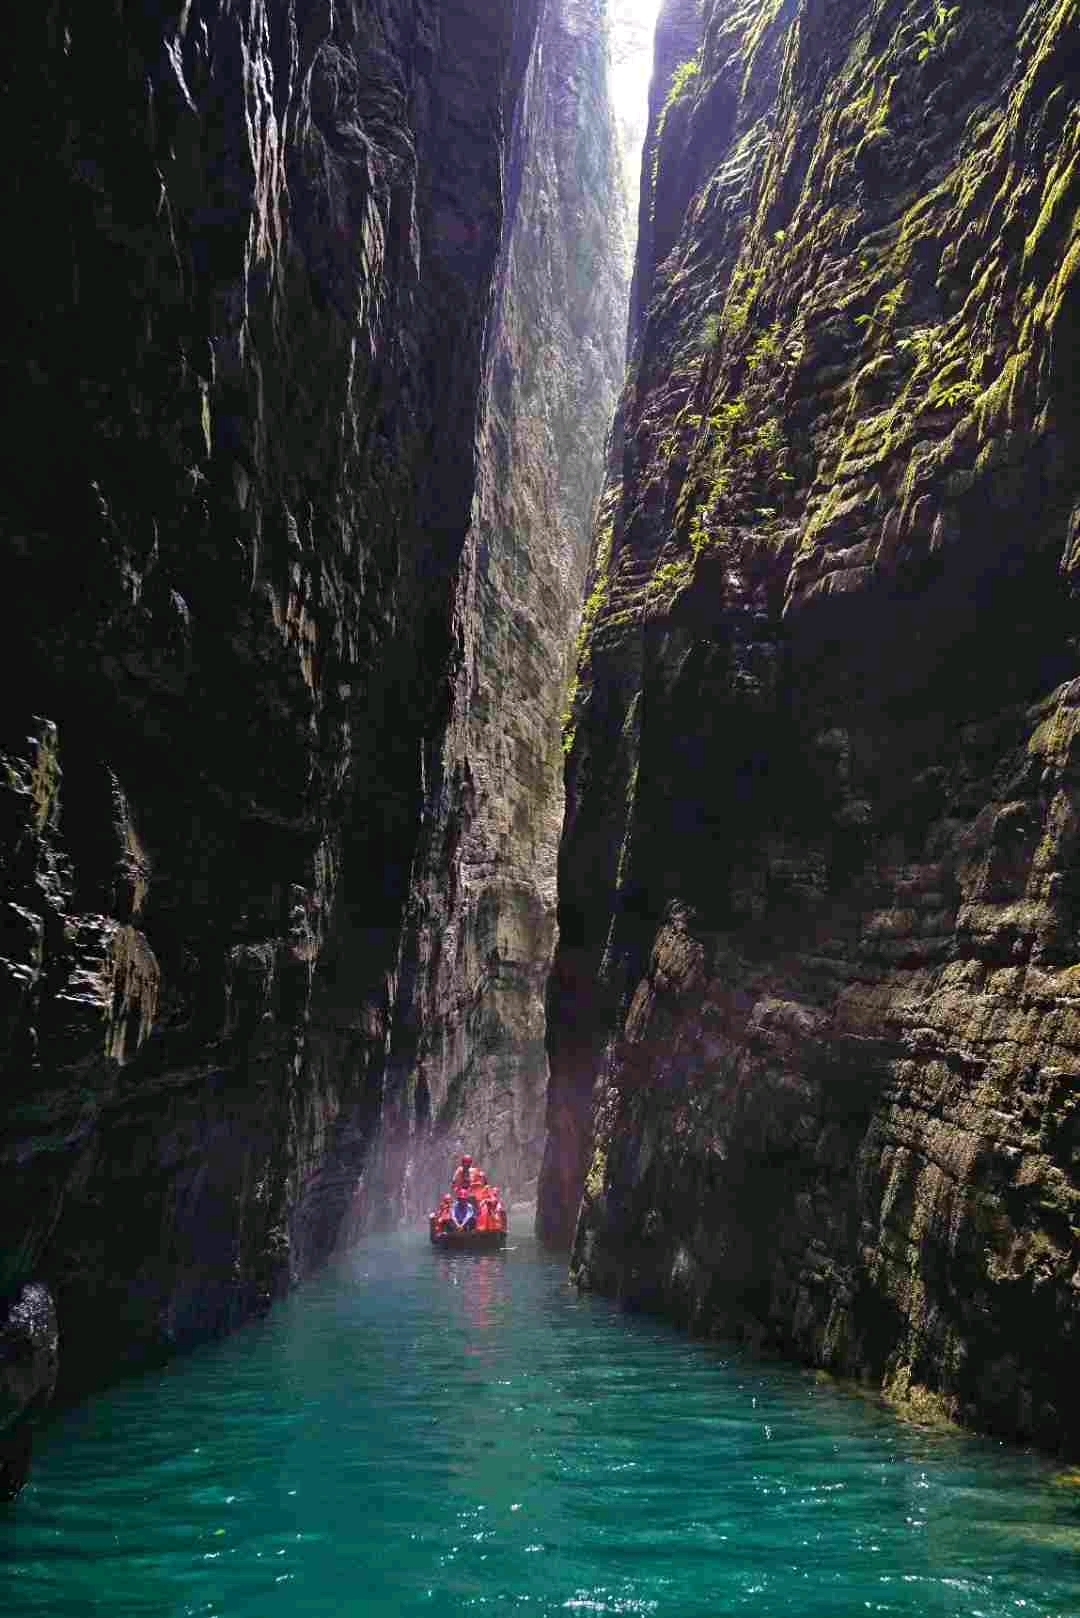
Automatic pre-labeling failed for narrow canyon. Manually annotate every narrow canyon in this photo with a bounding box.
[2,0,1079,1501]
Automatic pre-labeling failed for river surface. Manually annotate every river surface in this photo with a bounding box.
[3,1225,1080,1617]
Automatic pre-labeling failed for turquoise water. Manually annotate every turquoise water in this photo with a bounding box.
[4,1228,1080,1617]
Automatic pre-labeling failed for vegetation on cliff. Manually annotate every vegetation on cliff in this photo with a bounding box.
[546,0,1080,1456]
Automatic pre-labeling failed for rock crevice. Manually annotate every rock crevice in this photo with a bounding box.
[378,0,629,1218]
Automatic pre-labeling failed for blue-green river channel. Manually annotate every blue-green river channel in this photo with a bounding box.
[3,1225,1080,1616]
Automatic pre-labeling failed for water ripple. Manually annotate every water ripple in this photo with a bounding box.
[2,1230,1079,1616]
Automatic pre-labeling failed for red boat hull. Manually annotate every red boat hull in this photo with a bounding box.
[429,1216,508,1250]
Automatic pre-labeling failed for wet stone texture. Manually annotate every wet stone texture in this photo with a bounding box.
[544,0,1080,1454]
[0,0,558,1460]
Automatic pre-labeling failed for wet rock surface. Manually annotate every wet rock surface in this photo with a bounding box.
[545,0,1080,1452]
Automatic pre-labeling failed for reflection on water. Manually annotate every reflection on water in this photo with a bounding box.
[435,1248,507,1339]
[3,1228,1080,1617]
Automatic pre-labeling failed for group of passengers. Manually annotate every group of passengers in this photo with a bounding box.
[437,1155,506,1232]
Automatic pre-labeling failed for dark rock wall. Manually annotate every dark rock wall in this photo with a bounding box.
[543,0,1080,1453]
[0,0,547,1455]
[378,0,629,1217]
[0,1285,58,1501]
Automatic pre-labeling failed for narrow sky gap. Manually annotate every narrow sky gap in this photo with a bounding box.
[607,0,663,226]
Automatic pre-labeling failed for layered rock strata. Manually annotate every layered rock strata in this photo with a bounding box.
[543,0,1080,1454]
[0,0,594,1483]
[379,0,628,1217]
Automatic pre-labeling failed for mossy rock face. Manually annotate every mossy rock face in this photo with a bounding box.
[544,0,1080,1455]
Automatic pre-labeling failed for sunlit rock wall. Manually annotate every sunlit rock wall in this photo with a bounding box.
[543,0,1080,1454]
[378,0,629,1216]
[0,0,547,1469]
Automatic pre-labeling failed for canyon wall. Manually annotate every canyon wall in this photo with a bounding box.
[0,0,624,1492]
[379,0,628,1217]
[543,0,1080,1454]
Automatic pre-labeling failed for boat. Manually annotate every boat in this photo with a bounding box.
[428,1218,508,1251]
[429,1174,508,1249]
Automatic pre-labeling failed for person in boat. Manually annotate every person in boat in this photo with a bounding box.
[451,1154,474,1192]
[475,1184,506,1233]
[450,1184,477,1231]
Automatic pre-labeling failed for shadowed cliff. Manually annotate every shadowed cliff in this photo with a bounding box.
[543,0,1080,1455]
[0,0,627,1494]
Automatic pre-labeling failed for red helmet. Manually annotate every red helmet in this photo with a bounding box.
[461,1154,473,1166]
